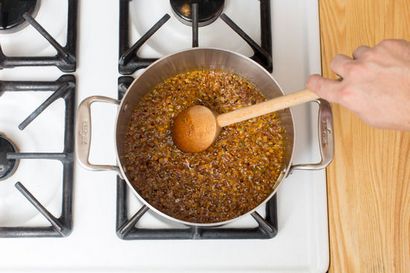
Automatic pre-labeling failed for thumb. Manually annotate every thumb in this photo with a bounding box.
[306,74,342,103]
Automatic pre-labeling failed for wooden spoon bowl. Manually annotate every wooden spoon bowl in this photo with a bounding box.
[172,105,221,153]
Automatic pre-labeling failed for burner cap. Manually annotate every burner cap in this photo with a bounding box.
[0,0,39,31]
[0,134,19,181]
[170,0,224,27]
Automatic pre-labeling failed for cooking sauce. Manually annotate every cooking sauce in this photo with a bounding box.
[123,70,286,223]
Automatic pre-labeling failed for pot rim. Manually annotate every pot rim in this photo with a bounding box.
[114,47,296,227]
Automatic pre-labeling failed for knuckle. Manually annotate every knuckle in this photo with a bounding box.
[358,50,373,60]
[347,62,368,78]
[330,58,339,70]
[378,39,395,48]
[377,39,407,50]
[331,54,346,65]
[330,55,351,75]
[353,46,370,59]
[341,62,356,76]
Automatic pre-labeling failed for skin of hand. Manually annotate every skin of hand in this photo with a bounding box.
[307,39,410,131]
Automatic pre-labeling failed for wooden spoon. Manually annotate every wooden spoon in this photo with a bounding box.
[172,89,318,153]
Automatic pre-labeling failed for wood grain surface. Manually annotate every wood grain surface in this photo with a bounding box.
[319,1,410,272]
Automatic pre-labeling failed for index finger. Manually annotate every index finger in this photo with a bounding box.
[306,74,343,103]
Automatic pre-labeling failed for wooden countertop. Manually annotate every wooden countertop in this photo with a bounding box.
[319,1,410,272]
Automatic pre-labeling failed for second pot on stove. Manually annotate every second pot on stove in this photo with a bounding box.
[75,48,334,227]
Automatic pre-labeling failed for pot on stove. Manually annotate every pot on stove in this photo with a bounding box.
[75,48,334,227]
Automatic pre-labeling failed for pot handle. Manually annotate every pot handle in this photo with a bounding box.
[289,99,334,172]
[76,96,121,172]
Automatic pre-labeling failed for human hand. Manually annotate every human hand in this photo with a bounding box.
[307,39,410,131]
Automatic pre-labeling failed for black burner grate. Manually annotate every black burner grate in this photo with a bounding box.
[0,0,77,72]
[116,76,278,240]
[118,0,272,75]
[0,75,75,238]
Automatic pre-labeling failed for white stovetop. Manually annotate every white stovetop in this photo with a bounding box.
[0,0,329,272]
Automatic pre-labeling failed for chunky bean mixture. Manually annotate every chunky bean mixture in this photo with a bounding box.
[123,70,286,223]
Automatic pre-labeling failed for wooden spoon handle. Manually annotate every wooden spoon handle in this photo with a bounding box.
[217,89,318,127]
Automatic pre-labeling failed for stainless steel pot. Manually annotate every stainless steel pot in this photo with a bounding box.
[76,48,334,226]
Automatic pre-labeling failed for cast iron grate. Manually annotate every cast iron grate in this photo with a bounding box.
[0,75,75,238]
[0,0,78,72]
[118,0,272,75]
[116,76,278,240]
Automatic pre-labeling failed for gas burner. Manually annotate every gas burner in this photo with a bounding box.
[121,0,272,74]
[0,134,18,181]
[0,0,40,32]
[0,0,77,72]
[170,0,224,27]
[0,75,75,237]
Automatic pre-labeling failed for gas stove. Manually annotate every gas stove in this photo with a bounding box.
[0,0,330,272]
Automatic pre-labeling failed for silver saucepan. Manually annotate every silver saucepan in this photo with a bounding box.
[76,48,334,226]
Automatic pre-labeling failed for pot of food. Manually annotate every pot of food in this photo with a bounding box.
[76,48,334,226]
